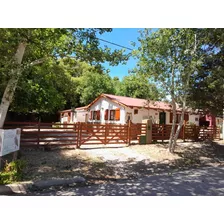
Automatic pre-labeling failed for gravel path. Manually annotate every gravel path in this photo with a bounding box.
[20,140,224,183]
[84,147,149,162]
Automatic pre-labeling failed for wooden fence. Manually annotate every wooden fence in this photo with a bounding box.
[152,124,183,141]
[3,122,220,148]
[152,124,220,142]
[3,122,146,148]
[4,122,78,148]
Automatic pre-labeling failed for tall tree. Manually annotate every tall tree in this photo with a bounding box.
[119,74,164,100]
[76,70,115,105]
[0,28,129,127]
[134,28,203,153]
[112,76,122,95]
[9,58,81,114]
[187,28,224,116]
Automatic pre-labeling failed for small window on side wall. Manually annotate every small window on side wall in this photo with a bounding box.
[195,117,198,121]
[134,109,138,114]
[110,110,115,120]
[93,111,97,120]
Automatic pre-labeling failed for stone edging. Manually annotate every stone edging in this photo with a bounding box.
[0,176,86,195]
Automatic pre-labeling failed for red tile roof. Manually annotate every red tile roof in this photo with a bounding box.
[75,106,88,111]
[59,109,72,113]
[103,94,181,111]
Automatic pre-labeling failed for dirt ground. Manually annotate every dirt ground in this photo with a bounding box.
[19,140,224,184]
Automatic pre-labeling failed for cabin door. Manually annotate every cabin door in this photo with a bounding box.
[159,112,166,124]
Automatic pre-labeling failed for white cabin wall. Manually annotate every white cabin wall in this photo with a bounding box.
[189,114,200,126]
[165,112,200,126]
[74,110,87,123]
[125,107,160,124]
[89,98,125,124]
[166,111,172,125]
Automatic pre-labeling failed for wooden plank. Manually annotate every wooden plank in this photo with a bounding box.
[22,131,77,134]
[39,127,77,130]
[38,139,77,142]
[81,142,127,145]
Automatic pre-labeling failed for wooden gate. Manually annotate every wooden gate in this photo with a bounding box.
[3,122,147,148]
[77,122,147,148]
[77,123,129,147]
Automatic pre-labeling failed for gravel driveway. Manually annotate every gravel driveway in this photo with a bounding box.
[20,140,224,184]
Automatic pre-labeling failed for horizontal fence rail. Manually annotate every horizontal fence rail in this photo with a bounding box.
[152,124,184,141]
[3,122,221,148]
[4,122,147,148]
[4,122,78,148]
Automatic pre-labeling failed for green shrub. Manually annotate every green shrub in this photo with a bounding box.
[0,160,26,185]
[52,122,61,128]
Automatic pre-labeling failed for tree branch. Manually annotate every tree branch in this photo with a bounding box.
[29,58,45,66]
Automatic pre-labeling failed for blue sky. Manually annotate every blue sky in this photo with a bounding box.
[97,28,144,80]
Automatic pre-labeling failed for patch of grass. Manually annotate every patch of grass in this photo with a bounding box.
[0,160,26,185]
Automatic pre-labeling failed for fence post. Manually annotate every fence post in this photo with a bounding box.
[194,125,197,141]
[162,125,164,143]
[76,122,80,148]
[79,122,83,148]
[104,124,107,145]
[37,121,40,149]
[183,122,185,142]
[127,120,131,145]
[146,119,152,144]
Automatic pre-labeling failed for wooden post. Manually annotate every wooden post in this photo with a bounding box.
[194,125,197,141]
[76,122,80,148]
[146,119,152,144]
[183,121,185,142]
[79,122,82,149]
[127,120,131,145]
[37,121,40,149]
[104,124,107,145]
[162,124,164,143]
[12,151,18,161]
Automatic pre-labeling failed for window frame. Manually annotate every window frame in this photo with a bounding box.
[109,110,116,121]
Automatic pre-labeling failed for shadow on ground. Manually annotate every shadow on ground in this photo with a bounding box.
[28,166,224,196]
[18,140,224,186]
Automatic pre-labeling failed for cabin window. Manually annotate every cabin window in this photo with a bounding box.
[195,117,198,121]
[110,110,116,120]
[170,113,189,123]
[104,109,109,120]
[134,109,138,114]
[93,111,97,120]
[91,110,100,120]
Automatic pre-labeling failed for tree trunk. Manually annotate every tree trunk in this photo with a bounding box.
[169,97,177,153]
[0,42,26,128]
[170,101,186,153]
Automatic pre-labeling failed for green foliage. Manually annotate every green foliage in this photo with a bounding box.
[0,28,129,118]
[52,122,61,128]
[112,76,122,95]
[134,28,202,105]
[187,29,224,116]
[0,160,26,184]
[118,74,164,100]
[77,70,115,105]
[134,28,223,116]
